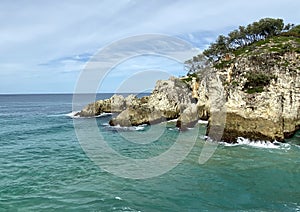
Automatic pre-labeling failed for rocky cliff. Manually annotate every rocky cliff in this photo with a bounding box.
[76,36,300,143]
[77,77,196,128]
[202,36,300,142]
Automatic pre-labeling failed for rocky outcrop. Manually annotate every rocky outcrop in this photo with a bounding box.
[109,106,165,126]
[176,103,199,130]
[77,37,300,143]
[76,94,136,117]
[109,77,194,126]
[77,77,198,127]
[203,49,300,142]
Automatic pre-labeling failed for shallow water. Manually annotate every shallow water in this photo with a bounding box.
[0,94,299,211]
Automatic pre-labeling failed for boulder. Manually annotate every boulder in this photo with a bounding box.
[109,78,193,126]
[109,106,165,126]
[76,94,125,117]
[110,94,125,112]
[176,104,199,130]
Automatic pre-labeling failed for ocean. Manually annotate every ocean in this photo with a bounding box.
[0,94,299,211]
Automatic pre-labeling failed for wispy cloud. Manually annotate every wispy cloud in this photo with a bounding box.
[41,53,93,65]
[1,0,300,93]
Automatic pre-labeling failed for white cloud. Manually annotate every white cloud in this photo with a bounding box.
[1,0,300,93]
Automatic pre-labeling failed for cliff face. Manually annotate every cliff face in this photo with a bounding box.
[77,36,300,143]
[109,78,193,126]
[201,38,300,142]
[77,77,194,127]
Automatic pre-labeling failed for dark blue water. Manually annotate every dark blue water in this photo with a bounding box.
[0,94,299,211]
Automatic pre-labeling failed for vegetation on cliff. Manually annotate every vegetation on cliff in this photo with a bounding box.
[186,18,300,69]
[184,18,300,142]
[78,17,300,143]
[202,18,297,61]
[185,18,300,94]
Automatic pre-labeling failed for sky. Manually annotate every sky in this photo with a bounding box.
[1,0,300,94]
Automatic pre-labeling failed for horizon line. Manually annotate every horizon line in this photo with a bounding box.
[0,92,152,95]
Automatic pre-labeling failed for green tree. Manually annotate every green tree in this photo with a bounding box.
[184,54,211,75]
[202,18,286,62]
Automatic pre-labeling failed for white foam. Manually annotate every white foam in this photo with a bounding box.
[167,118,178,123]
[47,114,65,117]
[199,135,208,140]
[135,125,145,131]
[222,137,291,149]
[198,120,208,124]
[65,111,81,118]
[293,144,300,149]
[108,124,146,131]
[95,112,112,118]
[65,112,112,119]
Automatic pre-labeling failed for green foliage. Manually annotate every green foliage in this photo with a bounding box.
[246,87,264,94]
[203,35,229,61]
[184,54,211,75]
[281,25,300,37]
[185,18,299,78]
[181,73,199,83]
[187,73,198,78]
[231,35,300,57]
[213,59,232,69]
[231,81,239,87]
[244,73,277,94]
[181,77,192,83]
[203,18,286,61]
[290,25,300,33]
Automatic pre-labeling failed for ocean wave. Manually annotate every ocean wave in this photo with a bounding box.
[167,119,178,123]
[166,119,207,125]
[47,113,71,118]
[106,124,146,131]
[65,111,81,118]
[114,196,122,201]
[95,113,112,118]
[198,120,208,124]
[168,128,179,131]
[221,137,291,149]
[292,143,300,149]
[65,112,112,119]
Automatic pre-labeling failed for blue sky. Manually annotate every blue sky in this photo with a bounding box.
[1,0,300,94]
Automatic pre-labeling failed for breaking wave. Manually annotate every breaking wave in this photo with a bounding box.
[65,112,112,119]
[221,137,291,149]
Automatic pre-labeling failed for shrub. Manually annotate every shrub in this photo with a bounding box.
[203,18,286,61]
[244,73,276,94]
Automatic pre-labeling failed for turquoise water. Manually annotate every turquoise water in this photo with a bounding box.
[0,94,299,211]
